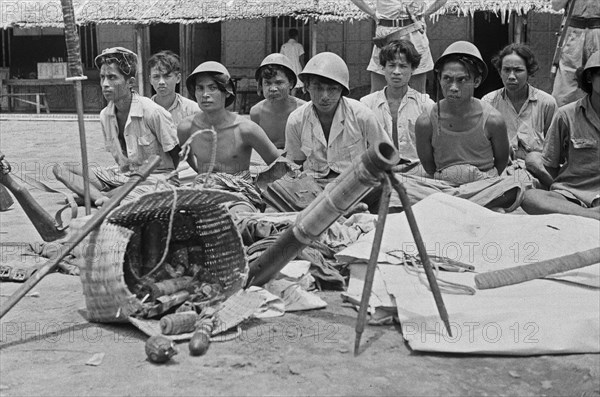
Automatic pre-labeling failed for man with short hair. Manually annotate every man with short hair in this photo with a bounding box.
[285,52,392,211]
[250,53,305,150]
[350,0,448,93]
[280,28,305,95]
[523,52,600,220]
[148,50,199,126]
[360,39,434,170]
[53,47,180,206]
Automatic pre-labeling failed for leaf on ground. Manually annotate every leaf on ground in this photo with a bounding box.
[85,352,105,366]
[541,380,552,389]
[508,371,520,378]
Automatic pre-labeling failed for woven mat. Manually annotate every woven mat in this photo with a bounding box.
[128,288,267,342]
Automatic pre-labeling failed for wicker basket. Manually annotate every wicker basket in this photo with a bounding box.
[79,189,248,323]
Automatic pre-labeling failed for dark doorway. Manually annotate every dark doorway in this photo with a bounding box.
[473,11,509,98]
[192,23,222,66]
[10,30,66,78]
[150,23,180,55]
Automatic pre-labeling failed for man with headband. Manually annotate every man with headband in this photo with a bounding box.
[53,47,181,206]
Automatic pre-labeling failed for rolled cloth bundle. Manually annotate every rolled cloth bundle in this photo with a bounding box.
[474,247,600,290]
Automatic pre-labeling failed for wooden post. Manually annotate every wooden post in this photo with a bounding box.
[136,25,144,95]
[513,14,525,43]
[310,18,317,57]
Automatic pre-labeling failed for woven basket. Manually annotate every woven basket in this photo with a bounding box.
[79,189,248,323]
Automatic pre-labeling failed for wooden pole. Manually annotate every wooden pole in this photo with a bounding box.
[387,172,452,336]
[310,18,317,57]
[354,174,392,355]
[60,0,92,215]
[475,247,600,290]
[136,25,144,95]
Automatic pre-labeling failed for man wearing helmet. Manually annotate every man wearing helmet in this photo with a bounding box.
[250,53,306,149]
[53,47,181,207]
[400,41,524,211]
[178,61,280,208]
[522,52,600,220]
[285,52,392,211]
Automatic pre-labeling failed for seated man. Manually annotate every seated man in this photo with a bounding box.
[482,44,557,183]
[178,61,280,208]
[250,53,305,150]
[522,52,600,221]
[404,41,523,211]
[360,39,434,173]
[285,52,393,211]
[148,50,200,126]
[53,47,180,206]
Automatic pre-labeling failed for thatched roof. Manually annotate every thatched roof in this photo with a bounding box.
[1,0,557,29]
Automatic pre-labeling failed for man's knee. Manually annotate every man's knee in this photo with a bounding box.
[524,151,542,173]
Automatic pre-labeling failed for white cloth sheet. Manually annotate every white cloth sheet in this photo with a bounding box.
[339,194,600,355]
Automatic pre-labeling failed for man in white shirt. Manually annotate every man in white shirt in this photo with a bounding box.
[285,52,392,211]
[280,28,305,95]
[148,50,199,126]
[53,47,180,206]
[361,39,434,172]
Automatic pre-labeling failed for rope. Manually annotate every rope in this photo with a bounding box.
[179,128,217,189]
[389,251,476,295]
[142,182,178,278]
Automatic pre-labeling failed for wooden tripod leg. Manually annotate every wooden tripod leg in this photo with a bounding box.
[387,172,453,337]
[354,175,392,356]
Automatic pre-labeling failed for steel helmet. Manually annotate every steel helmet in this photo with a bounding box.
[434,41,488,82]
[583,51,600,73]
[186,61,236,107]
[299,52,350,96]
[255,53,297,88]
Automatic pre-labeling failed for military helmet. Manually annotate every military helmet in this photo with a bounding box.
[299,52,350,96]
[434,41,488,82]
[186,61,236,107]
[255,53,297,89]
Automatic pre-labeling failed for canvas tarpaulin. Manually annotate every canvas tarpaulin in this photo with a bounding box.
[338,193,600,355]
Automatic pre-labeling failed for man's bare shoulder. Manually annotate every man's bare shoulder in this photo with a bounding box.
[237,116,263,135]
[249,99,267,117]
[416,105,434,129]
[484,102,505,128]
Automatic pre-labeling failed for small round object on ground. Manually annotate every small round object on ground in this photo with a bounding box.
[145,335,178,364]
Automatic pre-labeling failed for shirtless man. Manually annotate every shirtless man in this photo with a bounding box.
[250,53,305,150]
[177,62,279,207]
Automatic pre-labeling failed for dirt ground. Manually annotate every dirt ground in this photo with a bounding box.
[0,117,599,396]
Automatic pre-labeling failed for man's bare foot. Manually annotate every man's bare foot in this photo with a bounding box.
[94,196,110,207]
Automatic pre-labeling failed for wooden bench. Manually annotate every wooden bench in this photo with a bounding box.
[0,93,50,114]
